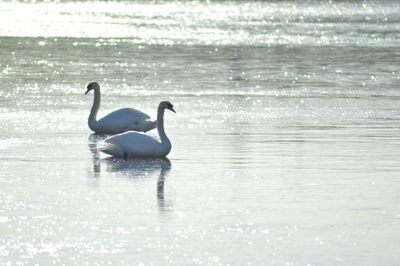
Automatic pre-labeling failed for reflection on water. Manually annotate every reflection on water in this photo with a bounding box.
[104,157,173,212]
[156,159,172,211]
[88,134,107,177]
[103,157,169,175]
[88,134,172,211]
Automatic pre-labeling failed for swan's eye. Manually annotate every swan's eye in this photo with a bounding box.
[167,103,173,109]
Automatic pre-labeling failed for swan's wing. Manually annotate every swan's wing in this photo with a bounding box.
[97,108,153,133]
[111,108,151,119]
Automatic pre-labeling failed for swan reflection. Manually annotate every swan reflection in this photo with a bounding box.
[88,134,173,211]
[88,133,108,177]
[103,156,170,176]
[104,157,173,212]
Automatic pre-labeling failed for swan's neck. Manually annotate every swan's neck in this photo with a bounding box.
[89,88,100,123]
[157,107,170,145]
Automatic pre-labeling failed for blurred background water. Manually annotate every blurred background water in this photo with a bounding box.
[0,0,399,265]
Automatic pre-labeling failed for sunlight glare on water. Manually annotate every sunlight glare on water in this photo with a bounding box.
[0,1,399,46]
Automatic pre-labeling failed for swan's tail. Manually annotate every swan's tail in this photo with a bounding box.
[144,120,157,132]
[100,142,125,157]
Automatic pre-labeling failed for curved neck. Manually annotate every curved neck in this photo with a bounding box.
[89,88,100,122]
[157,106,169,144]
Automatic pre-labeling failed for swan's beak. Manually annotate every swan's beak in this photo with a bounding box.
[170,107,176,113]
[84,88,90,95]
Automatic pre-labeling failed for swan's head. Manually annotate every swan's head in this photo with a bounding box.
[160,101,176,113]
[85,82,100,95]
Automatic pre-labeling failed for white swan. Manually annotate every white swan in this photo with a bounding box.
[85,82,156,134]
[101,101,175,158]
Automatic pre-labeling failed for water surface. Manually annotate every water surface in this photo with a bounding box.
[0,1,400,265]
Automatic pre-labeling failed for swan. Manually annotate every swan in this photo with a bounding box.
[101,101,175,158]
[85,82,156,134]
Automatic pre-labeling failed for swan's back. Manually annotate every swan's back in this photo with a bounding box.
[103,131,171,157]
[103,108,151,121]
[94,108,154,133]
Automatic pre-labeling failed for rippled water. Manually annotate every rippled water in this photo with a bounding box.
[1,0,400,46]
[1,0,400,265]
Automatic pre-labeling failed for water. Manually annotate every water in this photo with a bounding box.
[1,0,400,265]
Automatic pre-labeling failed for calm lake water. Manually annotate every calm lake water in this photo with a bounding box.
[0,0,400,265]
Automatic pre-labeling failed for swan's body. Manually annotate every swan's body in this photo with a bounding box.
[86,82,156,134]
[101,101,175,158]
